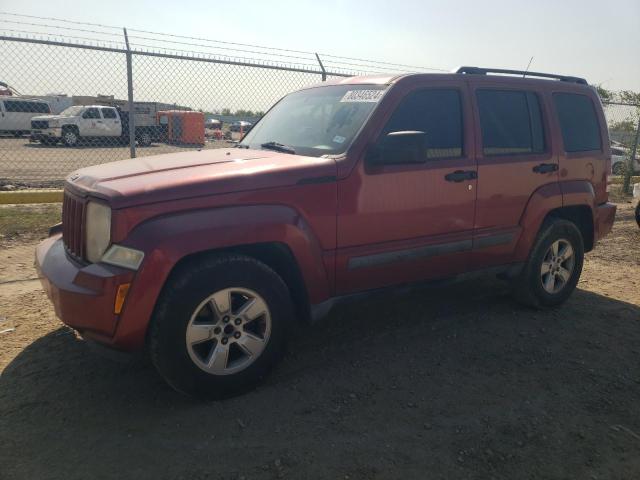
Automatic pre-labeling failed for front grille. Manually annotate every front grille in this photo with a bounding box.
[62,191,86,260]
[31,120,48,129]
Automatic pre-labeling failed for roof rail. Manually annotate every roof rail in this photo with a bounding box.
[456,66,588,85]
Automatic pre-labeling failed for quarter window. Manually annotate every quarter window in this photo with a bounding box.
[477,90,545,156]
[382,89,463,160]
[553,93,601,152]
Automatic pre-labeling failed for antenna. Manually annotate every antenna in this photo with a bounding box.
[523,56,534,78]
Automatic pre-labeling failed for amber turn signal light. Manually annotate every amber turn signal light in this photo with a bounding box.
[114,283,131,315]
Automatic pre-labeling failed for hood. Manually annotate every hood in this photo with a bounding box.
[66,148,337,208]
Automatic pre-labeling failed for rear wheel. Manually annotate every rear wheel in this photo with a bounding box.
[149,254,293,399]
[513,219,584,308]
[137,131,152,147]
[635,201,640,228]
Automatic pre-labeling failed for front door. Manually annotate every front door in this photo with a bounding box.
[79,107,102,136]
[335,82,477,294]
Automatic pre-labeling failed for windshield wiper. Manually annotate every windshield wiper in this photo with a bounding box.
[260,141,296,154]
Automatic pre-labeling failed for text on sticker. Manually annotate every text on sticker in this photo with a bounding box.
[340,90,385,103]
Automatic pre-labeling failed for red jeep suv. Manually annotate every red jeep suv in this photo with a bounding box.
[36,67,616,398]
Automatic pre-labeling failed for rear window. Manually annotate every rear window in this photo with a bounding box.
[101,108,117,119]
[477,90,545,156]
[553,93,601,152]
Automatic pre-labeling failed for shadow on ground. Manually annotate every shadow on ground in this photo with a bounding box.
[2,277,640,479]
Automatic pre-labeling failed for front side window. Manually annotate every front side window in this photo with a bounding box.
[82,108,101,119]
[240,85,387,157]
[381,89,463,161]
[477,90,545,156]
[553,93,601,152]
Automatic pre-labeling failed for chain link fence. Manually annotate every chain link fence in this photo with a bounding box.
[0,34,366,188]
[0,27,638,190]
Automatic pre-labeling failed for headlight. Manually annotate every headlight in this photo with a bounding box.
[85,201,111,263]
[101,245,144,270]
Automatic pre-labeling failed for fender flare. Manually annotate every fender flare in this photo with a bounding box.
[113,204,331,348]
[514,180,596,261]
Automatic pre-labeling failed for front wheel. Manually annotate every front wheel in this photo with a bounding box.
[635,201,640,228]
[62,128,79,147]
[513,219,584,308]
[149,254,293,399]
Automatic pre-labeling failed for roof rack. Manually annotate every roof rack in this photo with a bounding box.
[456,66,588,85]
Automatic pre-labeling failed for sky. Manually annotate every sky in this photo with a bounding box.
[4,0,638,92]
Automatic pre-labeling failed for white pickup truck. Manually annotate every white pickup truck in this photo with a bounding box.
[30,105,163,147]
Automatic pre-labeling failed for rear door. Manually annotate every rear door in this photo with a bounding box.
[100,107,122,137]
[470,82,558,269]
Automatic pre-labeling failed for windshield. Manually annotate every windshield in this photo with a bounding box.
[240,84,387,157]
[59,105,85,116]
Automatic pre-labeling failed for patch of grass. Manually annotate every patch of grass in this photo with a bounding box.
[0,203,62,244]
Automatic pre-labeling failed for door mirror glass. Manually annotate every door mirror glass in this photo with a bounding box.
[367,130,427,165]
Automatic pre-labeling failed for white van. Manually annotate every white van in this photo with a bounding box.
[0,98,51,136]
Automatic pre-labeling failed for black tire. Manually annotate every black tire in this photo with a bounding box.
[612,162,624,175]
[149,254,294,399]
[137,132,152,147]
[513,219,584,308]
[62,127,79,147]
[635,201,640,228]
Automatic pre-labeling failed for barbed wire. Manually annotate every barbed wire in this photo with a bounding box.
[0,10,446,72]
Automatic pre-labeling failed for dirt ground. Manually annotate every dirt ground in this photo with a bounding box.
[0,201,639,480]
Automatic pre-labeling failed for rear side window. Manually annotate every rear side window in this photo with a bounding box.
[477,90,545,156]
[382,89,463,159]
[82,108,101,119]
[4,100,50,113]
[553,93,601,152]
[101,108,117,119]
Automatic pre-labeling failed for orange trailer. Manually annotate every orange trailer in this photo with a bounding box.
[157,110,205,145]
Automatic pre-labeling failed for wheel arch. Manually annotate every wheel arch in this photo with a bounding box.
[164,242,312,325]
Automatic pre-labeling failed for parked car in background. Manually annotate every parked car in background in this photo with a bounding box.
[30,105,164,147]
[611,145,629,175]
[229,120,252,132]
[0,98,51,136]
[36,66,616,398]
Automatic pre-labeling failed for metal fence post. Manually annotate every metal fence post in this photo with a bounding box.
[623,119,640,194]
[315,53,326,82]
[123,28,136,159]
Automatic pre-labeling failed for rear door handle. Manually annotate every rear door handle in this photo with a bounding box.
[445,170,477,182]
[533,163,558,174]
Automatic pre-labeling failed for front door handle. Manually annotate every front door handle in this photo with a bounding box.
[533,163,558,174]
[445,170,477,182]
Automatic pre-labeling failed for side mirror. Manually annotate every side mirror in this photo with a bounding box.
[366,130,427,166]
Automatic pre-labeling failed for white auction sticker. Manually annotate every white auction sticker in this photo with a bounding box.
[340,89,385,103]
[332,135,346,144]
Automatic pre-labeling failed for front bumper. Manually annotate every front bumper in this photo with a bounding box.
[35,235,135,344]
[30,127,62,141]
[595,202,616,241]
